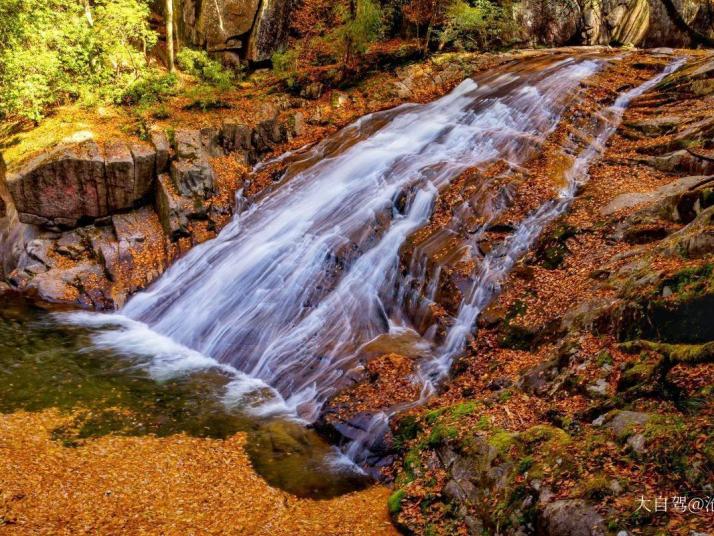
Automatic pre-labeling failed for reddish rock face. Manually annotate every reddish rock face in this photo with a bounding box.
[6,140,157,229]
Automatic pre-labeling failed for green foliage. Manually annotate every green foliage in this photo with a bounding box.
[439,0,515,51]
[121,72,177,106]
[176,48,235,89]
[388,489,406,514]
[151,104,170,120]
[326,0,382,66]
[342,0,383,56]
[0,0,157,121]
[272,48,301,78]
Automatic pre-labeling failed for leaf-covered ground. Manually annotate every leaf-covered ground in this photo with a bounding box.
[0,409,397,535]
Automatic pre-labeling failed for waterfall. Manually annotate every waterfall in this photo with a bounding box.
[64,54,684,465]
[340,56,687,466]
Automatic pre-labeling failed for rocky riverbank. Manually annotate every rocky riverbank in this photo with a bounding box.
[376,51,714,535]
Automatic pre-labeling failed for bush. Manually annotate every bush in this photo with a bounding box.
[0,0,157,121]
[272,48,301,78]
[340,0,383,57]
[438,0,515,51]
[328,0,382,68]
[121,72,177,106]
[176,48,235,89]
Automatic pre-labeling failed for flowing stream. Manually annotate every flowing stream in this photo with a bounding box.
[63,52,684,474]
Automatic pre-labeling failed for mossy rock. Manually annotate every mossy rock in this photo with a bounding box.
[499,322,537,350]
[489,430,517,454]
[519,424,571,448]
[393,414,421,449]
[427,423,458,447]
[602,410,652,440]
[388,489,406,514]
[618,357,663,391]
[578,475,617,501]
[450,401,477,418]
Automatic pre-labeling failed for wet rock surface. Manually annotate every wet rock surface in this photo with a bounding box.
[176,0,290,62]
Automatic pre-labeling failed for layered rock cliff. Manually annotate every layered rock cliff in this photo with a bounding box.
[175,0,292,63]
[516,0,714,48]
[172,0,712,68]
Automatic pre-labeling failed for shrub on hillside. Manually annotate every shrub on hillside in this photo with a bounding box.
[121,72,178,106]
[438,0,516,51]
[176,48,235,89]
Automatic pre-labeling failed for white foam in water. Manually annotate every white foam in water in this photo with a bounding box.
[61,311,296,418]
[431,57,688,379]
[340,57,688,464]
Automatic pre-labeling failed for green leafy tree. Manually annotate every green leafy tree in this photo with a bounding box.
[0,0,157,122]
[337,0,383,70]
[438,0,515,51]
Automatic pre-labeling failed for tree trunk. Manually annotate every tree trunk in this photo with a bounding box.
[659,0,714,47]
[343,0,357,72]
[423,0,438,55]
[166,0,175,72]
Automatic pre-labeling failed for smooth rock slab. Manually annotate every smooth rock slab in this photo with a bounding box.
[7,140,159,229]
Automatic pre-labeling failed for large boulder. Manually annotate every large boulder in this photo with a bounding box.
[514,0,582,46]
[581,0,650,46]
[177,0,290,62]
[179,0,260,51]
[539,499,606,536]
[644,0,714,47]
[1,153,36,281]
[245,0,292,62]
[6,140,158,229]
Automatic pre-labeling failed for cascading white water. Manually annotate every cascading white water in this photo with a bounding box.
[340,57,688,466]
[431,56,687,377]
[68,54,616,424]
